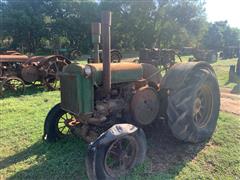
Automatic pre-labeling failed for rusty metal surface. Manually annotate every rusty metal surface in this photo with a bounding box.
[0,52,70,92]
[0,50,21,55]
[87,62,143,84]
[130,87,160,125]
[0,54,29,62]
[141,63,162,88]
[101,11,112,96]
[1,76,25,97]
[139,48,181,71]
[89,62,142,72]
[193,49,217,62]
[21,66,39,83]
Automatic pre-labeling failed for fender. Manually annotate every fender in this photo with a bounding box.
[86,124,144,180]
[161,61,215,91]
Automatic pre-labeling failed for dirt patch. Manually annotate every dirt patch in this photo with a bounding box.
[220,88,240,115]
[143,121,206,174]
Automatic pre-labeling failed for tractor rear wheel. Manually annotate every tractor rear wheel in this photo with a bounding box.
[167,67,220,143]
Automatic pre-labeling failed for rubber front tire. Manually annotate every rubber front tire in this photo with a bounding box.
[87,128,146,179]
[167,67,220,143]
[43,103,71,142]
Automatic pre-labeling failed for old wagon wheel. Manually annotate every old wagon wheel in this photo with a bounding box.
[111,50,122,63]
[70,50,81,60]
[43,57,69,90]
[1,77,25,96]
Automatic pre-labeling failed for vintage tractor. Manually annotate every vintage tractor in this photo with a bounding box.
[43,12,220,179]
[0,51,70,96]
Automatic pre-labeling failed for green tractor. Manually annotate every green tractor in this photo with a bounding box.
[43,12,220,179]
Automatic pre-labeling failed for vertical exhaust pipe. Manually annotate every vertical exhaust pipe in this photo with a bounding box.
[101,11,112,95]
[91,22,101,63]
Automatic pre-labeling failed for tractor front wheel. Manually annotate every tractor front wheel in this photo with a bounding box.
[167,67,220,143]
[43,103,75,142]
[86,124,146,179]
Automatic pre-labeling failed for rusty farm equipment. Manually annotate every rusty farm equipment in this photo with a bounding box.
[138,48,182,71]
[220,46,240,59]
[192,49,218,62]
[0,52,70,96]
[88,49,122,63]
[43,12,220,180]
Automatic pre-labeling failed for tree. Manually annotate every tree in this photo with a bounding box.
[154,0,207,49]
[42,0,99,53]
[202,21,240,51]
[0,0,46,52]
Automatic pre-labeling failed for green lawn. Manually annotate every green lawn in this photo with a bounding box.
[212,58,238,89]
[0,58,239,179]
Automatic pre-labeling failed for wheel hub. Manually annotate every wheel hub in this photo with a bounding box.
[193,86,213,128]
[104,136,137,177]
[193,97,202,115]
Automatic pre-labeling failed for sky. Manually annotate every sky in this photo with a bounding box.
[205,0,240,28]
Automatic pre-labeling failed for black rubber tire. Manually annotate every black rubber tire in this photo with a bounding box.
[43,103,70,142]
[167,67,220,143]
[92,129,146,179]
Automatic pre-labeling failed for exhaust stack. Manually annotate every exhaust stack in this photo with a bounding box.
[101,11,112,96]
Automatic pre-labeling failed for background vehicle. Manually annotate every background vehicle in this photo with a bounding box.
[0,50,70,96]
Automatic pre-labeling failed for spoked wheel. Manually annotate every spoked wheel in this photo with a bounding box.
[43,103,77,142]
[2,77,25,96]
[70,50,81,60]
[85,124,147,180]
[111,50,121,63]
[43,57,68,90]
[57,113,74,136]
[104,136,137,177]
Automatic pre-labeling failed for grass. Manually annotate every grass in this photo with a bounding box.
[0,57,240,179]
[211,58,238,89]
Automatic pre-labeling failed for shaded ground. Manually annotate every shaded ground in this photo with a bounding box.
[220,88,240,115]
[143,121,206,173]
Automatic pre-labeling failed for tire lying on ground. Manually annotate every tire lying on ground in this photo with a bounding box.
[161,62,220,143]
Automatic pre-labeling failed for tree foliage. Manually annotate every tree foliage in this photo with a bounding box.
[202,21,240,51]
[0,0,239,53]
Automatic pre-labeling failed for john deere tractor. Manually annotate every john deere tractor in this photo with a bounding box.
[43,12,220,180]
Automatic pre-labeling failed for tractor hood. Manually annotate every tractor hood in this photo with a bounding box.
[60,62,143,115]
[63,62,143,85]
